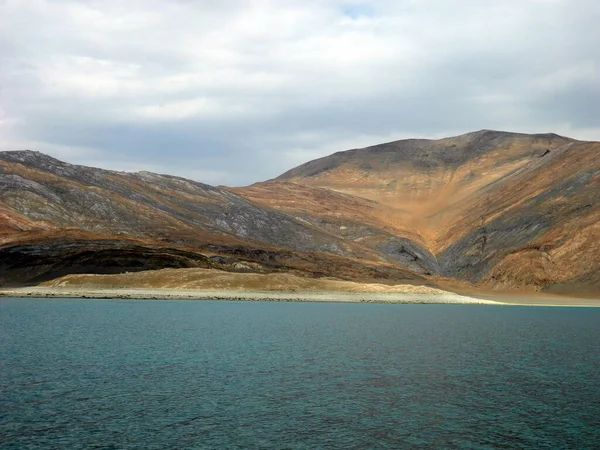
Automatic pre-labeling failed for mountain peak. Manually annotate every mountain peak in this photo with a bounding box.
[275,130,576,182]
[457,129,573,142]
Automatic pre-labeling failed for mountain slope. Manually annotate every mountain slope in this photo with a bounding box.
[1,129,598,296]
[0,151,426,287]
[274,130,574,248]
[230,181,439,275]
[0,150,349,253]
[238,130,600,294]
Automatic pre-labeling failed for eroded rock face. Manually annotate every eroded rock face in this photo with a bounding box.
[1,129,599,296]
[439,214,552,282]
[0,241,214,286]
[379,238,440,276]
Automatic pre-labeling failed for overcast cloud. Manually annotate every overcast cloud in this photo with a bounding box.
[1,0,599,185]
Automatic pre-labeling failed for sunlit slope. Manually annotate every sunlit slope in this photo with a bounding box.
[0,150,394,259]
[0,150,425,287]
[267,130,599,293]
[1,129,598,295]
[231,182,440,275]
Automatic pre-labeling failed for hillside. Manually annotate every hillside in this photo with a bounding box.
[236,130,600,295]
[0,151,426,288]
[1,130,599,296]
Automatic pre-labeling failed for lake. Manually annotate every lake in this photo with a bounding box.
[1,298,599,448]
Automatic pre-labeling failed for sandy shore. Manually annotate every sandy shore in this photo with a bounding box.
[479,295,600,307]
[1,286,598,307]
[0,268,593,306]
[0,286,507,305]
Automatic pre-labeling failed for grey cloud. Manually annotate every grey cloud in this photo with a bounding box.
[1,0,599,185]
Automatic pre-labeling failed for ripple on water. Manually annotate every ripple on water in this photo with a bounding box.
[1,299,599,449]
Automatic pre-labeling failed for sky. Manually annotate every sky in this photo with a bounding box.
[1,0,599,186]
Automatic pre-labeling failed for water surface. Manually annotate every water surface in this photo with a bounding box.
[1,298,599,448]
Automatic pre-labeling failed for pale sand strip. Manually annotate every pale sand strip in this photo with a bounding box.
[0,268,589,306]
[0,287,504,305]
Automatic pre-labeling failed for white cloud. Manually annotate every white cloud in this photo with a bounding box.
[1,0,599,185]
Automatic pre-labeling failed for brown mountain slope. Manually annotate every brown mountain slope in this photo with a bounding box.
[236,130,600,295]
[274,130,574,249]
[0,151,426,287]
[230,182,439,275]
[1,129,598,296]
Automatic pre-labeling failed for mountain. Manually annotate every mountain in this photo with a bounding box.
[1,129,599,296]
[235,130,600,296]
[0,150,425,288]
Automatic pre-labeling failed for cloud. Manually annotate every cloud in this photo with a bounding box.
[1,0,599,185]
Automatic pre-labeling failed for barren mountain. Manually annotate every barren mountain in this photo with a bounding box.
[1,129,598,296]
[236,130,600,296]
[0,151,425,288]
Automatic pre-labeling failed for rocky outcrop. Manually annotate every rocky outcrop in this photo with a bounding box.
[0,241,214,286]
[379,238,440,276]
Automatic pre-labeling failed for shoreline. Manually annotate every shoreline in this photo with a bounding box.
[1,286,599,306]
[0,287,503,305]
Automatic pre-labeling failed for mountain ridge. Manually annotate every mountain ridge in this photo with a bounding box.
[274,129,576,181]
[1,129,599,296]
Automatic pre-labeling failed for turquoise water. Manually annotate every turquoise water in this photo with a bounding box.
[1,299,599,449]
